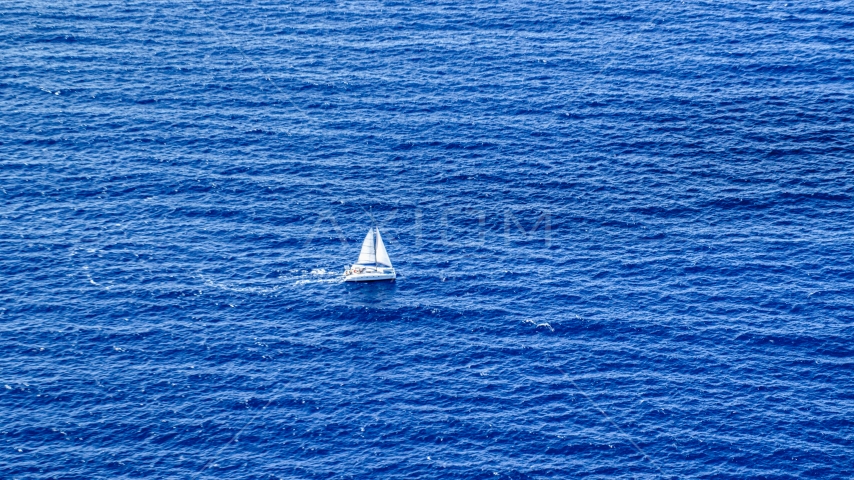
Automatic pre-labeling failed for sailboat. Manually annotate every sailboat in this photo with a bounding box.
[343,227,396,282]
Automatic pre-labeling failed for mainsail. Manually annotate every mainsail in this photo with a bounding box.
[375,228,392,268]
[356,228,375,265]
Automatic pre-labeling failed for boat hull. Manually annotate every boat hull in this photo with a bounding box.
[343,272,396,282]
[343,267,396,282]
[344,274,396,282]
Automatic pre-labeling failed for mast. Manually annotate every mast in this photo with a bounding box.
[370,207,377,268]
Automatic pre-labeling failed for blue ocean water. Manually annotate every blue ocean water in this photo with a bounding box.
[2,0,853,478]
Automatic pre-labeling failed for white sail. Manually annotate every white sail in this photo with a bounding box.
[355,228,375,265]
[375,228,392,268]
